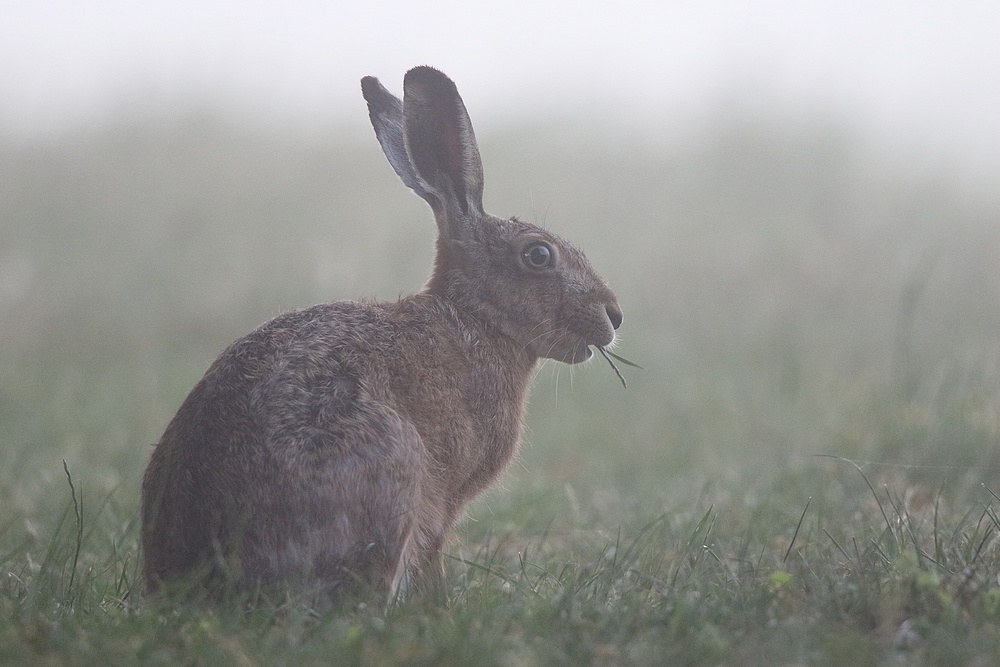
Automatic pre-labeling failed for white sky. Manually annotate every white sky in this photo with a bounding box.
[2,1,998,171]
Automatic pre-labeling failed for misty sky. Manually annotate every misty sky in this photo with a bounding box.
[2,1,998,173]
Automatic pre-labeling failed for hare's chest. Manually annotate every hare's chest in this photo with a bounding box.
[394,369,526,498]
[448,373,529,502]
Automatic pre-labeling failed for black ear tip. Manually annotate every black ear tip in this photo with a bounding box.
[404,66,457,97]
[405,65,445,80]
[361,76,385,103]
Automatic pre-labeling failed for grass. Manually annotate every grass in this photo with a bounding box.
[4,109,1000,664]
[4,438,1000,665]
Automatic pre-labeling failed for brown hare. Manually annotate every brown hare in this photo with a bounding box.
[141,66,622,603]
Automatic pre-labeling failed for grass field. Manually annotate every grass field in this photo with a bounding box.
[2,109,1000,665]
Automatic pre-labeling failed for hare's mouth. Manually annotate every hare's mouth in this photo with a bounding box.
[547,339,595,365]
[533,328,613,364]
[569,345,594,364]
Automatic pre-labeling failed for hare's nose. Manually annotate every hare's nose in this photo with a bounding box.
[606,304,623,330]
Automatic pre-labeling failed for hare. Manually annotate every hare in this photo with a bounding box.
[140,66,622,603]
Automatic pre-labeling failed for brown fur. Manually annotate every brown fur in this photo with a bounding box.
[140,66,622,602]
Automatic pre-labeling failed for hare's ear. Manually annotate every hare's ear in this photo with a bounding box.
[402,66,485,236]
[361,76,436,205]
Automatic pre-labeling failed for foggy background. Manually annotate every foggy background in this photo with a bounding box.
[2,1,1000,522]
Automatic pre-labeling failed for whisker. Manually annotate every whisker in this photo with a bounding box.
[522,323,560,356]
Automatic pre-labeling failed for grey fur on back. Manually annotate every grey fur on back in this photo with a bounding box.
[140,66,622,603]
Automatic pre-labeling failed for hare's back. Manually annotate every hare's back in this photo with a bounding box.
[176,300,402,449]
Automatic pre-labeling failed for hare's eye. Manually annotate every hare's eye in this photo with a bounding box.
[522,242,554,269]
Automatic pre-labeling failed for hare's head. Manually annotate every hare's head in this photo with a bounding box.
[362,67,621,364]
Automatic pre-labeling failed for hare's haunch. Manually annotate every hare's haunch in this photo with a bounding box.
[141,67,622,602]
